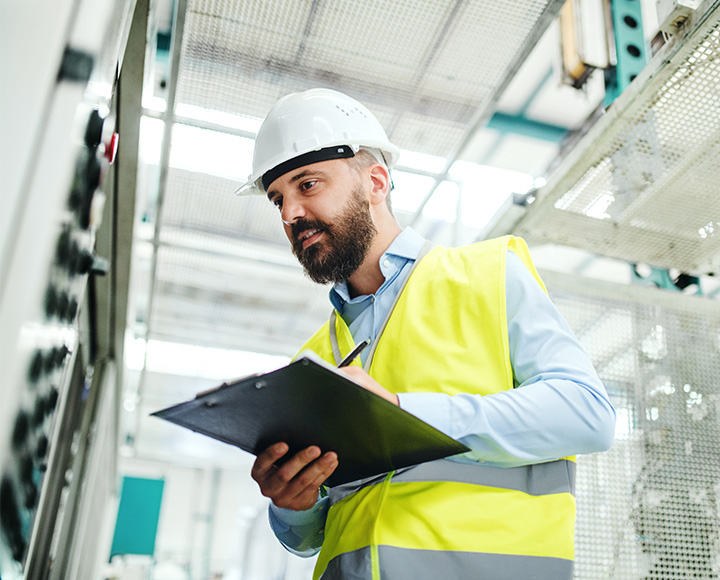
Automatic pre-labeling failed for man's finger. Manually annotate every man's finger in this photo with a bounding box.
[283,452,339,510]
[251,442,289,482]
[272,446,322,485]
[286,451,338,496]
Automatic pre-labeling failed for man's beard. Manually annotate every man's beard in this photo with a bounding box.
[290,185,377,285]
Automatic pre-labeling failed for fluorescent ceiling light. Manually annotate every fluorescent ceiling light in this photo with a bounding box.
[138,116,254,181]
[449,161,535,192]
[170,124,254,181]
[397,149,446,173]
[175,103,262,134]
[126,337,289,380]
[450,161,535,229]
[138,116,539,231]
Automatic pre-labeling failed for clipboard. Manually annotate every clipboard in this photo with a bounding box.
[151,352,469,486]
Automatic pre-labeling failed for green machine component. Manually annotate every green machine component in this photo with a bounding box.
[110,477,164,558]
[604,0,650,106]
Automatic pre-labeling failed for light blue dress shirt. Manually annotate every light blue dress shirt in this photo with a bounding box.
[268,227,616,556]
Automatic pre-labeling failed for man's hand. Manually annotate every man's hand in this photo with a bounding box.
[338,366,399,406]
[251,443,338,511]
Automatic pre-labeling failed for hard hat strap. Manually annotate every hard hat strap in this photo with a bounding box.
[261,145,355,191]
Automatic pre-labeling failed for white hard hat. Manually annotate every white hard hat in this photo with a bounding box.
[234,88,400,195]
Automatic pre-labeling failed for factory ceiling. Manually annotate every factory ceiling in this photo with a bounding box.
[120,0,720,465]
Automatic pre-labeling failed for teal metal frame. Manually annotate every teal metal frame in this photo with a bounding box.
[604,0,650,106]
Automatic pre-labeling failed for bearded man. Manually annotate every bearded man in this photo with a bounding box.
[235,88,616,580]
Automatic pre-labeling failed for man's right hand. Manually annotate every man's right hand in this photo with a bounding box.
[251,442,338,511]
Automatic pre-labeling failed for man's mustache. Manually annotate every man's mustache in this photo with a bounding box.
[291,219,330,241]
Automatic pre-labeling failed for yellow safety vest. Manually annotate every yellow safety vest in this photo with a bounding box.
[298,236,576,580]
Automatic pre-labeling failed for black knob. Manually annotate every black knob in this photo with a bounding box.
[84,109,104,150]
[79,157,101,230]
[55,229,72,268]
[18,453,33,484]
[11,535,27,562]
[46,387,59,415]
[73,246,94,275]
[44,286,59,319]
[64,297,79,322]
[32,401,44,427]
[36,435,48,459]
[0,476,19,529]
[58,47,94,83]
[23,481,38,510]
[28,350,44,383]
[11,413,29,451]
[68,151,101,229]
[43,350,55,373]
[32,397,45,427]
[56,292,69,320]
[53,346,69,367]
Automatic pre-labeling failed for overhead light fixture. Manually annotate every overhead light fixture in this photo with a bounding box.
[450,161,535,229]
[125,336,289,380]
[174,103,262,134]
[139,116,254,181]
[396,149,446,173]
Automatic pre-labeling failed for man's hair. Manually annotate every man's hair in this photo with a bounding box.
[347,149,393,213]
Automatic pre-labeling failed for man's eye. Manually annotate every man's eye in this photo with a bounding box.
[300,180,316,191]
[272,198,283,209]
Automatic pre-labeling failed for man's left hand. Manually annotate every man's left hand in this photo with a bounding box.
[338,366,399,406]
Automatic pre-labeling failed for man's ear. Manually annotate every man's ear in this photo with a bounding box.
[368,164,390,207]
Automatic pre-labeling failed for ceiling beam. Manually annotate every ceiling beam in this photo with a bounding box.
[132,0,188,416]
[408,0,567,228]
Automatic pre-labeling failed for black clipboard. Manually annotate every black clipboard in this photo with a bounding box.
[151,352,469,486]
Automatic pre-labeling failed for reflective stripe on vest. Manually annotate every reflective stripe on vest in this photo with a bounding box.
[328,457,576,505]
[320,546,574,580]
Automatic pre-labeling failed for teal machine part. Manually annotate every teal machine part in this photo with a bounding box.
[110,477,165,558]
[631,265,703,295]
[604,0,650,106]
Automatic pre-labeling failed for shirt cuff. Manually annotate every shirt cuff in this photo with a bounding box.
[269,494,328,526]
[268,495,329,557]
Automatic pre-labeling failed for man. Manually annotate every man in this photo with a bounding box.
[235,88,616,580]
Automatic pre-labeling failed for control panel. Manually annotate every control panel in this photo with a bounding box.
[0,0,132,573]
[0,104,116,578]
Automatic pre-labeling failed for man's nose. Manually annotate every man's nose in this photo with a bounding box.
[280,197,305,225]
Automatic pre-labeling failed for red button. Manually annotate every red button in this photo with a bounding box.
[104,133,119,164]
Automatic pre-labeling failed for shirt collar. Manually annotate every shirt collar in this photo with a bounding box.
[383,226,426,261]
[329,227,427,309]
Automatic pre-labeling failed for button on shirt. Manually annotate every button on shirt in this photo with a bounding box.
[269,227,616,555]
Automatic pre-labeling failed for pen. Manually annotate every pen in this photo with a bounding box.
[338,339,371,368]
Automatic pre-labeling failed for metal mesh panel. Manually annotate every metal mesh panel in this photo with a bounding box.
[543,270,720,579]
[174,0,562,157]
[161,166,287,245]
[148,244,329,355]
[145,0,567,363]
[517,5,720,275]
